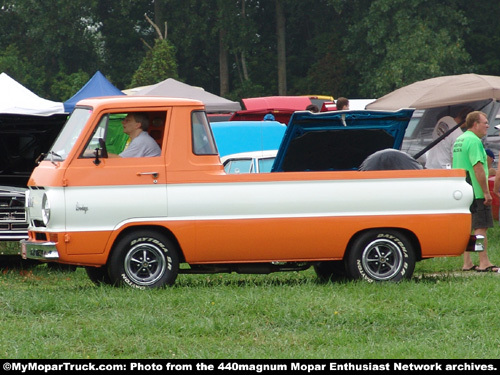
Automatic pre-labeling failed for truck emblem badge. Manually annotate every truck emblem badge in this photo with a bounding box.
[76,203,89,214]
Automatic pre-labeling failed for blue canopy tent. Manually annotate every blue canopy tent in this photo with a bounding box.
[64,71,127,153]
[63,71,124,113]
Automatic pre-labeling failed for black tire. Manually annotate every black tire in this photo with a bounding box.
[346,230,415,282]
[85,265,113,286]
[107,230,179,288]
[314,261,347,282]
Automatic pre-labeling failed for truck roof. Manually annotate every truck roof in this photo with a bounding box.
[75,96,205,110]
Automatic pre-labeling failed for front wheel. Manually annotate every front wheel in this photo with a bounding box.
[108,230,179,288]
[346,230,415,282]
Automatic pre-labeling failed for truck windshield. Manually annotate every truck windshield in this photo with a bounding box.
[45,108,92,161]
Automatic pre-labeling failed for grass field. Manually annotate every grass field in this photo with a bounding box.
[1,227,500,359]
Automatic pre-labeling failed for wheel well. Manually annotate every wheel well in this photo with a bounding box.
[345,228,422,261]
[109,225,186,263]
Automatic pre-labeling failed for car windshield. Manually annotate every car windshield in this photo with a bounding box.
[44,108,92,161]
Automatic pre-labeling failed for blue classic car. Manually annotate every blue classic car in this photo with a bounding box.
[210,120,286,158]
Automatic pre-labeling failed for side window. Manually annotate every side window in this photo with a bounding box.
[192,111,217,155]
[81,112,166,158]
[224,159,253,174]
[258,158,275,173]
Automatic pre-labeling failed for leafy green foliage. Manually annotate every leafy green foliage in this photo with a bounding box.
[92,0,154,89]
[50,71,91,101]
[130,39,179,87]
[0,0,499,101]
[0,45,47,95]
[345,0,472,97]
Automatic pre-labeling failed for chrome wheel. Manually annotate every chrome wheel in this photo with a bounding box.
[346,230,415,282]
[124,243,167,287]
[361,238,404,281]
[108,230,179,288]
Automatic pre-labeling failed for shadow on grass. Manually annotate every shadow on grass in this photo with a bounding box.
[0,256,40,270]
[3,260,493,290]
[413,270,493,283]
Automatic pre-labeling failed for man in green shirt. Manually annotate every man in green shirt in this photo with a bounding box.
[453,111,498,273]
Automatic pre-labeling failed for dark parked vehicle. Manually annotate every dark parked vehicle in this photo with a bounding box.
[0,113,66,258]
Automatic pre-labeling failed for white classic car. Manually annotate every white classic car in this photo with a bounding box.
[221,150,278,174]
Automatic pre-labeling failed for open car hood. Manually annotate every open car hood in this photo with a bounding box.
[272,109,414,172]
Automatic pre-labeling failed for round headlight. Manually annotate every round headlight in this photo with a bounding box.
[41,193,51,225]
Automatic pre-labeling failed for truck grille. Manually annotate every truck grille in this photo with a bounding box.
[0,188,28,240]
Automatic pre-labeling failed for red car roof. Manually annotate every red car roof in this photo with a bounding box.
[242,96,312,111]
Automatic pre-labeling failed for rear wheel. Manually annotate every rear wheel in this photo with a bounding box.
[346,230,415,282]
[108,230,179,288]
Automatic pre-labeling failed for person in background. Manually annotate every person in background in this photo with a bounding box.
[453,111,499,273]
[336,97,349,110]
[306,104,319,113]
[486,148,496,176]
[425,107,472,169]
[263,113,275,121]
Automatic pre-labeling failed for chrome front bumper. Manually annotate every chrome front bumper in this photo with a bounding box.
[20,240,60,260]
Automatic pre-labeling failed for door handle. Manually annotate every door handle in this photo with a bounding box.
[137,172,159,183]
[137,172,159,178]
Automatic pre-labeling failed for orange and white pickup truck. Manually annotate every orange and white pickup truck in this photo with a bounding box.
[21,97,481,288]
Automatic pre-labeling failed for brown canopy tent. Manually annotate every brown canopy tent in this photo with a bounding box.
[366,73,500,110]
[366,74,500,162]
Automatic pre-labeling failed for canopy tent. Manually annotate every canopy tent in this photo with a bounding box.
[0,72,64,116]
[132,78,241,113]
[366,74,500,110]
[64,71,124,113]
[122,85,150,95]
[366,74,500,166]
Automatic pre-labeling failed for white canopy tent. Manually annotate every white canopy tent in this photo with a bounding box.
[0,72,64,116]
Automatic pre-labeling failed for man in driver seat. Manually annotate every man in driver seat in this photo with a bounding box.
[109,112,161,158]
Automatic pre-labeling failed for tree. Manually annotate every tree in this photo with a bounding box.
[276,0,286,95]
[283,0,351,97]
[460,0,500,75]
[1,0,499,102]
[130,18,179,87]
[93,0,154,89]
[344,0,472,97]
[215,0,267,98]
[0,0,101,99]
[50,71,91,101]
